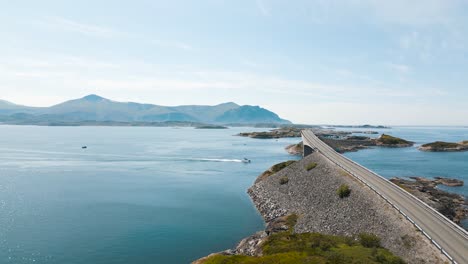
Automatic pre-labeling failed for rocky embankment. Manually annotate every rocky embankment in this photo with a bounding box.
[194,153,449,263]
[418,141,468,152]
[390,177,467,226]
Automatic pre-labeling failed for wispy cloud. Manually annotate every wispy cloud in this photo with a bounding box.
[256,0,271,16]
[38,17,123,38]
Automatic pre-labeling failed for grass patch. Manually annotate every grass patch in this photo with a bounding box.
[201,232,404,264]
[279,176,289,185]
[337,184,351,198]
[421,141,459,149]
[377,134,411,145]
[271,160,296,173]
[285,214,298,232]
[359,233,381,248]
[256,160,295,183]
[305,162,318,171]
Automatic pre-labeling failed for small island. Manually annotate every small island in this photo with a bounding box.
[375,134,414,147]
[418,141,468,152]
[237,127,303,139]
[316,134,413,154]
[194,125,228,129]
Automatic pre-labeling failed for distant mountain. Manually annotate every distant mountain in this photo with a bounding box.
[215,105,290,124]
[0,95,291,125]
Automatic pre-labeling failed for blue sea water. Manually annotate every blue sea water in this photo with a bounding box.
[0,125,466,263]
[341,126,468,197]
[0,126,299,264]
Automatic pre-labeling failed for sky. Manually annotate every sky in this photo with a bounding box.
[1,0,467,126]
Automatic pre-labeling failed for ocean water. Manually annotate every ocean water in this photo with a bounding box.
[1,126,466,264]
[0,126,300,264]
[341,126,468,197]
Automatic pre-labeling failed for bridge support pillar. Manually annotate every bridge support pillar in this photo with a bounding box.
[303,144,313,157]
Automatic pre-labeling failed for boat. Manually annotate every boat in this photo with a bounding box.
[242,158,251,163]
[82,146,87,149]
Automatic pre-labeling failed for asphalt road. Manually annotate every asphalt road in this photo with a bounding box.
[302,130,468,264]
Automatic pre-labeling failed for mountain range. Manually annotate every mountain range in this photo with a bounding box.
[0,95,291,125]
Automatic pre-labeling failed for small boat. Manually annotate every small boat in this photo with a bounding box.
[242,158,251,163]
[82,146,87,149]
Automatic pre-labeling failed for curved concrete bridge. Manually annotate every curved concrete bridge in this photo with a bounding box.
[302,130,468,264]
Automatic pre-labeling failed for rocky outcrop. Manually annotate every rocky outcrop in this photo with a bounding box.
[419,141,468,152]
[374,134,414,147]
[390,177,467,226]
[285,141,303,155]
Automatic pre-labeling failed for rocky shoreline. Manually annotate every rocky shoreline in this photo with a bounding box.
[390,177,467,227]
[194,153,449,263]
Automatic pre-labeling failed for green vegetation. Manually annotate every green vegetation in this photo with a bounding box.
[337,184,351,198]
[279,176,289,185]
[201,232,404,264]
[305,162,318,171]
[377,134,412,145]
[461,140,468,145]
[421,141,459,149]
[271,160,296,173]
[285,214,298,232]
[358,233,381,248]
[256,160,295,183]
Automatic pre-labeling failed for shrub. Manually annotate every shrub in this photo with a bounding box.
[305,162,317,171]
[285,214,298,231]
[401,234,415,249]
[358,233,381,248]
[337,184,351,198]
[279,176,289,185]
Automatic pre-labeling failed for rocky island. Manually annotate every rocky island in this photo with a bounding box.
[287,134,414,155]
[194,125,228,129]
[237,127,303,138]
[374,134,414,147]
[418,141,468,152]
[194,152,449,263]
[390,177,467,226]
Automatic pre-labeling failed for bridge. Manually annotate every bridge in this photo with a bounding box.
[302,130,468,264]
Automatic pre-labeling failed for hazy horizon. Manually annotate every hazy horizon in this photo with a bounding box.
[1,1,468,126]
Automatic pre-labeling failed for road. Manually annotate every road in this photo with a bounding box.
[302,130,468,264]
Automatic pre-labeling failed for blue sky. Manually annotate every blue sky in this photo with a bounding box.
[1,0,467,125]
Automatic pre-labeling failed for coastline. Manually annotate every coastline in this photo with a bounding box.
[194,151,450,263]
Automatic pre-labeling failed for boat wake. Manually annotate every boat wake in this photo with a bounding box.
[187,158,244,163]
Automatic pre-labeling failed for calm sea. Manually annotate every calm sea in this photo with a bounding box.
[0,125,466,263]
[0,126,300,264]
